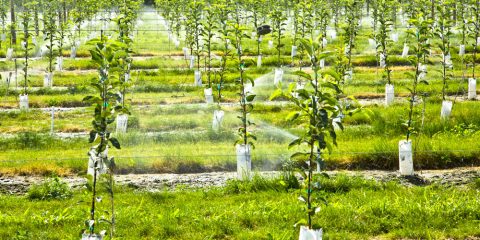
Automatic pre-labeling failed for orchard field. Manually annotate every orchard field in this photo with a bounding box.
[1,0,480,239]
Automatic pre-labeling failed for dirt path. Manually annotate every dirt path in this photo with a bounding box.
[1,167,479,195]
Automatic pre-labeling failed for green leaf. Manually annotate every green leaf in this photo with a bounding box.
[291,70,312,81]
[288,138,303,149]
[269,88,284,100]
[89,131,97,143]
[291,152,309,160]
[286,111,300,122]
[109,138,121,149]
[245,94,256,102]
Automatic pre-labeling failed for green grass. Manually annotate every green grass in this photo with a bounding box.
[0,7,480,177]
[0,100,480,175]
[1,174,480,239]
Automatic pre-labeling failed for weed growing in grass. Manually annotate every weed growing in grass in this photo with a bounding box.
[224,173,298,194]
[27,175,73,200]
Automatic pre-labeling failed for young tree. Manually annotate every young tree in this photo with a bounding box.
[470,0,480,80]
[271,38,357,237]
[9,0,15,45]
[434,1,454,106]
[214,0,232,103]
[21,2,33,96]
[375,0,396,105]
[232,3,256,179]
[0,0,7,50]
[201,2,216,89]
[342,0,362,81]
[186,0,203,70]
[44,0,58,87]
[269,4,286,67]
[405,14,432,141]
[83,34,129,239]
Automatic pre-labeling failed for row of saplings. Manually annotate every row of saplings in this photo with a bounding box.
[6,4,127,112]
[172,19,477,142]
[81,35,440,240]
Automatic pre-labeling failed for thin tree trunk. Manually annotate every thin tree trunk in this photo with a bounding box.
[10,0,15,45]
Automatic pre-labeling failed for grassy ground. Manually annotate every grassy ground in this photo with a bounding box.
[0,99,479,175]
[0,9,480,176]
[1,174,480,239]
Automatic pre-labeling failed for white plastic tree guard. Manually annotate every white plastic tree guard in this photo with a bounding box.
[70,46,77,59]
[328,29,337,39]
[32,36,37,46]
[345,69,353,82]
[459,44,465,56]
[293,82,305,98]
[21,41,26,49]
[268,40,273,48]
[125,72,130,82]
[81,233,103,240]
[440,100,453,119]
[236,144,251,180]
[174,39,180,48]
[183,47,189,59]
[332,114,343,131]
[385,84,394,105]
[1,72,11,83]
[257,55,262,67]
[255,34,262,42]
[189,56,195,69]
[251,31,257,39]
[19,94,29,109]
[50,107,55,135]
[87,147,108,176]
[477,37,480,45]
[398,140,414,176]
[244,84,253,96]
[401,43,409,58]
[44,72,53,87]
[194,70,202,86]
[444,54,453,68]
[55,56,63,71]
[39,46,48,57]
[116,114,128,133]
[274,69,284,86]
[468,78,477,100]
[391,33,399,42]
[291,45,298,58]
[418,64,427,80]
[299,226,323,240]
[0,33,5,41]
[212,110,224,132]
[368,38,376,49]
[322,37,327,48]
[296,82,305,91]
[400,16,407,26]
[344,44,350,55]
[204,88,214,104]
[379,53,386,68]
[320,59,325,69]
[6,48,13,60]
